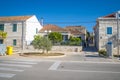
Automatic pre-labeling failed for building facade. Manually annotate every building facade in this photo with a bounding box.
[0,15,42,50]
[39,24,71,42]
[64,26,87,41]
[94,11,120,54]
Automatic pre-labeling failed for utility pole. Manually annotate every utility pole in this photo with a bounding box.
[20,21,24,55]
[117,11,120,59]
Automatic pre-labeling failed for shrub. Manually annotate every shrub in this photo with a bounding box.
[98,49,107,56]
[48,32,62,45]
[32,35,52,53]
[69,37,82,46]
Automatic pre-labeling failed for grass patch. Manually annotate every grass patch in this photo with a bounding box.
[20,52,64,57]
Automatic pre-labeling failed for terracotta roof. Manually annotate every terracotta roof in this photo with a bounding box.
[64,26,85,35]
[39,24,68,32]
[103,13,116,18]
[0,15,33,21]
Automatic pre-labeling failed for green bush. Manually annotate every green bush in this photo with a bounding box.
[113,55,120,57]
[98,49,107,56]
[68,37,82,46]
[61,41,69,45]
[32,35,52,53]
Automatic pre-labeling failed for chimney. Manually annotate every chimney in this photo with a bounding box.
[40,17,44,27]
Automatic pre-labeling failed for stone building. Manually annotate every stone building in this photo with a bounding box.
[39,24,71,42]
[64,26,87,41]
[0,15,42,50]
[94,11,120,55]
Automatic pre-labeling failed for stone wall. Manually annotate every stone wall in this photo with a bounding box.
[51,46,82,52]
[13,45,83,53]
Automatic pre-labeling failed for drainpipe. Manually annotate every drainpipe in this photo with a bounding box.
[21,21,24,55]
[117,11,120,59]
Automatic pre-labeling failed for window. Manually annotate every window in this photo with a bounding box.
[13,24,17,32]
[0,39,3,44]
[13,39,17,46]
[107,27,112,34]
[36,28,38,34]
[119,14,120,17]
[0,24,4,31]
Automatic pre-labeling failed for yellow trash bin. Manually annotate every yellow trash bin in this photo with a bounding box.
[7,46,13,55]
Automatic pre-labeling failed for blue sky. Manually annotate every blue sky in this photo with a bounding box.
[0,0,120,32]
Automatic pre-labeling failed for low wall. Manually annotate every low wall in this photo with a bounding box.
[51,46,82,52]
[13,45,82,53]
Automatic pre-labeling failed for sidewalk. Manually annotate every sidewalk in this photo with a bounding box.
[0,48,120,63]
[82,46,120,62]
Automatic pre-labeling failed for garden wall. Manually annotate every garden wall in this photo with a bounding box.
[51,46,82,52]
[13,45,82,53]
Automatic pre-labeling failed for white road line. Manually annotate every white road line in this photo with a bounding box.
[2,61,37,65]
[57,69,120,73]
[0,63,32,68]
[11,59,38,62]
[0,67,24,72]
[0,73,16,78]
[49,61,61,70]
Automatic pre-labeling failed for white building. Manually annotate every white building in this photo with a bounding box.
[0,15,42,50]
[39,24,71,42]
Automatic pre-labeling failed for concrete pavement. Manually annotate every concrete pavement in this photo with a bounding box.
[0,50,120,80]
[0,50,120,63]
[0,59,120,80]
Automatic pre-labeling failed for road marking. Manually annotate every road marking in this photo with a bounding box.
[57,69,120,73]
[0,63,32,68]
[2,61,37,65]
[49,61,61,70]
[0,67,24,72]
[11,59,38,62]
[0,73,16,78]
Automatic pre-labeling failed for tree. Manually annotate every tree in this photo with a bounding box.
[32,35,42,49]
[0,30,7,44]
[69,36,82,46]
[32,35,52,53]
[48,32,62,45]
[0,31,7,39]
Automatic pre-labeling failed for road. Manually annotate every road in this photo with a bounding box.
[0,58,120,80]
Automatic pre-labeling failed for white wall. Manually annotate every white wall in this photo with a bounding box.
[26,15,42,45]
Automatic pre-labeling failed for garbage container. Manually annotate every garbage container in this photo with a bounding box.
[7,46,13,55]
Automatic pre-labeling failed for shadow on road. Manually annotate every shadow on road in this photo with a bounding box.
[82,46,100,58]
[82,46,98,52]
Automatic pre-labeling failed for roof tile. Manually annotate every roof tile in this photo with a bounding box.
[0,15,32,21]
[39,24,68,32]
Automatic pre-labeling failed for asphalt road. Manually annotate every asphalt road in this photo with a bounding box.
[0,58,120,80]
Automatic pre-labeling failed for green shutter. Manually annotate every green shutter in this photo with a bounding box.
[13,39,17,46]
[13,24,17,32]
[0,24,4,31]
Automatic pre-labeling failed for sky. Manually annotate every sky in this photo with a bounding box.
[0,0,120,32]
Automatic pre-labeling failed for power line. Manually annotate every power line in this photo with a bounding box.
[26,21,96,24]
